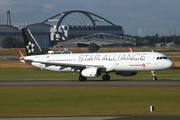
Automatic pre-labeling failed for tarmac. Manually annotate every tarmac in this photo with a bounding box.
[0,80,180,86]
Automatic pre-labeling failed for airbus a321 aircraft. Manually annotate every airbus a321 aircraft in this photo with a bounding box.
[18,28,174,81]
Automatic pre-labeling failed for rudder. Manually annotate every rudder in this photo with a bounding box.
[22,28,44,56]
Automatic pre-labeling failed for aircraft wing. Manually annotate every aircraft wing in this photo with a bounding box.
[28,60,105,69]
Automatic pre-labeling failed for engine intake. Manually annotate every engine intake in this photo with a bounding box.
[81,67,102,77]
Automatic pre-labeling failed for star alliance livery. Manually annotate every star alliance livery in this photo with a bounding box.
[18,28,174,81]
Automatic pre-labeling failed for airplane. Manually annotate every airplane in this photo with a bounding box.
[127,47,158,80]
[18,28,174,81]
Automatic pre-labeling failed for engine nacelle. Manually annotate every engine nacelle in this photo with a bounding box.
[81,67,102,77]
[115,71,137,76]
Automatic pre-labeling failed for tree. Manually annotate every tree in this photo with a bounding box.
[142,39,149,46]
[2,37,23,48]
[125,32,180,47]
[88,42,100,53]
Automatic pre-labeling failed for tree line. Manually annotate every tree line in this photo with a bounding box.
[125,33,180,47]
[2,37,24,48]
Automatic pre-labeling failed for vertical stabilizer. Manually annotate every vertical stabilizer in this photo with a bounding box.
[22,28,44,56]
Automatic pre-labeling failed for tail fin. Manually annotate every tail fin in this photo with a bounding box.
[22,28,44,56]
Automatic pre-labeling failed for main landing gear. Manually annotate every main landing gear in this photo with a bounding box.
[79,75,87,81]
[78,73,111,81]
[151,71,157,81]
[102,73,110,81]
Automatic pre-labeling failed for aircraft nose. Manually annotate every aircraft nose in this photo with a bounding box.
[167,60,174,68]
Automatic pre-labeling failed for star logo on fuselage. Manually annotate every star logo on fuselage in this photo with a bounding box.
[26,42,35,53]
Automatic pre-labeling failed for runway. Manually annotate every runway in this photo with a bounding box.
[0,80,180,86]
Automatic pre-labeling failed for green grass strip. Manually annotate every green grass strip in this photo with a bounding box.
[0,86,180,117]
[0,68,179,80]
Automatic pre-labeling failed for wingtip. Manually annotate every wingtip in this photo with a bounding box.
[17,49,24,60]
[128,47,133,52]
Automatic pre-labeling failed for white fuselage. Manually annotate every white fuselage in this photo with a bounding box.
[23,52,173,72]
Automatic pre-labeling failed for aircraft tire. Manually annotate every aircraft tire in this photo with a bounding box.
[79,76,87,81]
[153,77,157,81]
[102,75,110,81]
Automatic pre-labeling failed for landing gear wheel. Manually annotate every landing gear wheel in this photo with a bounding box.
[153,77,157,81]
[102,75,110,81]
[79,76,87,81]
[151,71,157,81]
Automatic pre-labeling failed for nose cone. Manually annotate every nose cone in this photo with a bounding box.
[166,60,174,69]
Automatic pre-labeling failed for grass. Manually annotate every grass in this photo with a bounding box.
[0,86,179,117]
[0,68,179,80]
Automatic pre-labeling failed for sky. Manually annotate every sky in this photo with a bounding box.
[0,0,180,36]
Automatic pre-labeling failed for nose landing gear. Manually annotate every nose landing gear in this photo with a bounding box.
[151,71,157,81]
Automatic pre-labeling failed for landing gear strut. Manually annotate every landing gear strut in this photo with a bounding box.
[102,73,110,81]
[151,71,157,81]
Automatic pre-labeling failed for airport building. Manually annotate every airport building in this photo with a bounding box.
[0,23,51,48]
[0,10,135,48]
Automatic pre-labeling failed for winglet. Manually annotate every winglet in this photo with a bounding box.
[17,49,24,60]
[128,47,133,52]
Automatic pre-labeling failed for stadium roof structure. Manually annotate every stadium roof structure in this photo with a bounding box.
[63,32,136,47]
[0,10,135,48]
[42,10,135,47]
[42,10,116,30]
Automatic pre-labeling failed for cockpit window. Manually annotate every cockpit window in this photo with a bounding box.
[156,56,168,60]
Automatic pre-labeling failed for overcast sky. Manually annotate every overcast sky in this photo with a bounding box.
[0,0,180,36]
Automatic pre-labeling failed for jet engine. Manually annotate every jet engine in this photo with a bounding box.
[115,71,137,76]
[81,67,102,77]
